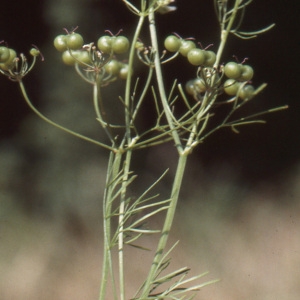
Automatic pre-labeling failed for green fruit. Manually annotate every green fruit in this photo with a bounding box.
[61,50,91,66]
[193,78,207,93]
[185,78,207,95]
[224,79,241,96]
[187,48,206,66]
[239,65,254,81]
[66,33,84,50]
[97,35,113,54]
[0,46,10,63]
[119,64,130,79]
[239,84,255,100]
[164,35,181,52]
[224,62,242,79]
[112,36,130,54]
[76,51,91,65]
[104,59,121,75]
[185,79,196,95]
[54,35,67,52]
[204,50,216,67]
[62,50,78,66]
[0,48,17,70]
[179,40,196,57]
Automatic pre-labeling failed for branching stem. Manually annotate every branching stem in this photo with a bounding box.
[18,80,114,151]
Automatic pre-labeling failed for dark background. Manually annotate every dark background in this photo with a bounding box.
[0,0,298,186]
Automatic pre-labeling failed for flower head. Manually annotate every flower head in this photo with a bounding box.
[0,45,41,82]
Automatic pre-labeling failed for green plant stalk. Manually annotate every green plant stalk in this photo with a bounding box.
[99,10,147,299]
[100,8,147,299]
[188,0,242,148]
[118,149,132,300]
[18,80,114,151]
[131,66,154,124]
[124,13,145,141]
[137,9,192,298]
[93,80,115,144]
[214,0,241,68]
[140,153,188,298]
[148,9,183,153]
[99,150,123,300]
[93,81,103,122]
[114,12,147,299]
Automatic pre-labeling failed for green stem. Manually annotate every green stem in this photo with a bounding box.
[148,9,183,154]
[214,0,242,67]
[140,153,188,298]
[93,80,103,121]
[114,13,145,299]
[124,14,145,141]
[93,81,115,144]
[18,80,114,151]
[139,11,190,297]
[99,150,123,300]
[131,66,154,124]
[118,149,132,300]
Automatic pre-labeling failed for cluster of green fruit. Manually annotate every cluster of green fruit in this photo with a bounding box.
[164,35,256,101]
[0,44,40,81]
[53,31,130,79]
[164,35,216,67]
[223,61,255,100]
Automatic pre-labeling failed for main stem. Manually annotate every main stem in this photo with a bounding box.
[118,149,132,300]
[116,12,146,300]
[99,150,123,300]
[140,153,188,297]
[139,10,190,297]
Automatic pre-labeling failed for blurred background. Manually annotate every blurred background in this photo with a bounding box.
[0,0,299,299]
